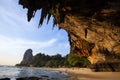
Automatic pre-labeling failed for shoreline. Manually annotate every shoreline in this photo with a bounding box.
[42,67,93,80]
[0,66,120,80]
[42,67,120,80]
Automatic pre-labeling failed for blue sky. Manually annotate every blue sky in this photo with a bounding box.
[0,0,70,65]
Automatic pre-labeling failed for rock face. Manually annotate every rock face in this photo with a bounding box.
[19,0,120,64]
[59,15,120,64]
[20,49,33,65]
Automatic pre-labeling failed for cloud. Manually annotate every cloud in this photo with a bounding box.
[0,0,36,33]
[0,35,57,49]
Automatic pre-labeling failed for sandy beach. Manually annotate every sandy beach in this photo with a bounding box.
[43,68,120,80]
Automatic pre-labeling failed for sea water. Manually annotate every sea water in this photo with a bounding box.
[0,66,68,80]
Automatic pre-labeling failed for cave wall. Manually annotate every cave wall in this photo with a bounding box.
[59,15,120,64]
[19,0,120,64]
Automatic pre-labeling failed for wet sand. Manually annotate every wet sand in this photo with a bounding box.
[43,68,120,80]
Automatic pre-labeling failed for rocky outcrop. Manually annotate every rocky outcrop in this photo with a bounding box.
[0,78,10,80]
[59,15,120,64]
[16,77,40,80]
[0,76,56,80]
[20,49,33,65]
[16,76,61,80]
[91,62,120,72]
[19,0,120,64]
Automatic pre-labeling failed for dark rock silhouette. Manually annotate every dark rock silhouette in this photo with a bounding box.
[20,49,33,65]
[0,78,10,80]
[16,77,40,80]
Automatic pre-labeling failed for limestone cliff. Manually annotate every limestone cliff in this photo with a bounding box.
[19,0,120,64]
[59,15,120,64]
[20,49,33,65]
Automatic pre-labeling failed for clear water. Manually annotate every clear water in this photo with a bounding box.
[0,66,68,80]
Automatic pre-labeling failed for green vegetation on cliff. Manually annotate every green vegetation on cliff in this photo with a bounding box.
[67,53,90,67]
[30,53,65,67]
[16,52,90,68]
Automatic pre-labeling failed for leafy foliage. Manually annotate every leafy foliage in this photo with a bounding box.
[67,53,80,66]
[30,53,51,67]
[67,53,90,67]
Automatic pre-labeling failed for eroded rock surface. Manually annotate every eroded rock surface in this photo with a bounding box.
[18,0,120,64]
[20,49,33,65]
